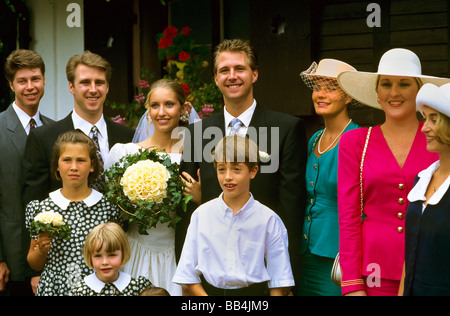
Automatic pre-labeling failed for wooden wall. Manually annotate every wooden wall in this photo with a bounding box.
[310,0,449,128]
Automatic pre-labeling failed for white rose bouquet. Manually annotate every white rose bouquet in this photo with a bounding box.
[29,210,71,240]
[103,148,191,235]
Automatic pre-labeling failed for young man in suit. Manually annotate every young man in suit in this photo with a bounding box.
[0,50,54,296]
[22,51,134,208]
[179,39,307,281]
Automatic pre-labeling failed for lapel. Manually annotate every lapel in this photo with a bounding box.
[5,106,27,155]
[105,118,118,150]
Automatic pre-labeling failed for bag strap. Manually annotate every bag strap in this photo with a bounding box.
[360,127,372,219]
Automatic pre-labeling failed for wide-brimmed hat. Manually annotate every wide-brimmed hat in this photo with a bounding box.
[416,83,450,117]
[337,48,450,109]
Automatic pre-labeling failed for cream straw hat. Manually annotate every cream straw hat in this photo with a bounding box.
[416,83,450,117]
[301,59,356,84]
[337,48,450,110]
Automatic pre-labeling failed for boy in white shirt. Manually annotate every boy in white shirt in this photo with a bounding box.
[173,135,294,296]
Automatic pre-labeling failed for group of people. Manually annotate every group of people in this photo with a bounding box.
[0,37,448,297]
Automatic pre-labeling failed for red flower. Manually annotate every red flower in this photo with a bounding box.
[181,26,192,36]
[158,37,173,49]
[180,83,190,96]
[163,26,178,39]
[178,51,191,62]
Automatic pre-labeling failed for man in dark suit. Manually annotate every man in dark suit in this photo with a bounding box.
[0,50,54,295]
[22,50,134,208]
[179,39,307,281]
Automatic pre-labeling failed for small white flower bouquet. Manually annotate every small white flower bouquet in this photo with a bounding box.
[103,148,191,235]
[29,210,71,240]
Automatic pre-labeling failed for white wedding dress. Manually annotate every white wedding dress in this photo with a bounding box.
[104,143,182,296]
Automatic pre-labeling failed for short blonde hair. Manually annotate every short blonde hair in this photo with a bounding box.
[66,50,112,84]
[83,223,130,269]
[212,135,260,170]
[213,39,258,74]
[434,112,450,146]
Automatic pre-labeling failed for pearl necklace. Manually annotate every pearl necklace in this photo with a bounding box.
[317,119,353,155]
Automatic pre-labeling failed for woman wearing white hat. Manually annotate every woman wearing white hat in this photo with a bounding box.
[298,59,359,296]
[336,48,448,296]
[400,83,450,296]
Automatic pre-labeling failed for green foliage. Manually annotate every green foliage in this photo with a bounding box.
[102,148,191,235]
[29,221,71,241]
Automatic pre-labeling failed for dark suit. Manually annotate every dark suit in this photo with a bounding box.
[0,105,54,284]
[178,104,307,279]
[22,112,135,205]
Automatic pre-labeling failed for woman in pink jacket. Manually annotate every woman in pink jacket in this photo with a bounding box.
[336,48,449,296]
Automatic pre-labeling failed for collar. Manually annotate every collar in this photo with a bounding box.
[84,272,132,293]
[49,189,103,210]
[224,99,257,131]
[218,192,255,217]
[408,160,450,206]
[71,110,107,139]
[12,102,42,130]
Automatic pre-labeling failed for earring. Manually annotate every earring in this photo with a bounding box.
[377,98,380,104]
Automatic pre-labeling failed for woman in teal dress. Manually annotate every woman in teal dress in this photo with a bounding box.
[298,59,359,296]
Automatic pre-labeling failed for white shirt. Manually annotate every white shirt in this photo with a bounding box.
[12,102,43,135]
[71,111,109,162]
[408,160,450,213]
[224,99,257,136]
[173,193,294,289]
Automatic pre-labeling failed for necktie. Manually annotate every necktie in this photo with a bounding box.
[230,118,243,135]
[90,126,104,192]
[29,118,37,131]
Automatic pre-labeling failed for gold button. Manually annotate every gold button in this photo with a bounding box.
[398,198,405,205]
[307,216,311,222]
[397,212,404,219]
[310,182,314,187]
[397,227,403,233]
[304,234,308,239]
[310,199,314,204]
[314,164,318,170]
[398,184,405,190]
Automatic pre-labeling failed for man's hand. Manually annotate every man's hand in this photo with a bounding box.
[0,261,10,292]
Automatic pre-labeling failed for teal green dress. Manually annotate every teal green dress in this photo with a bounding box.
[297,123,359,296]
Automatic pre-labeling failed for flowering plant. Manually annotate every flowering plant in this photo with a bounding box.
[103,148,191,235]
[29,210,71,240]
[109,70,154,128]
[157,25,223,118]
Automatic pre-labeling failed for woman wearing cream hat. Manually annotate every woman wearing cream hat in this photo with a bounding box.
[399,83,450,296]
[336,49,448,296]
[297,59,359,296]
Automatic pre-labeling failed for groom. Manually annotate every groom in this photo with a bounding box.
[22,51,134,205]
[179,39,307,279]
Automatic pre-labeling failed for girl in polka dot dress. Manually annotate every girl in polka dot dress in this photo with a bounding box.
[70,222,152,296]
[26,130,119,296]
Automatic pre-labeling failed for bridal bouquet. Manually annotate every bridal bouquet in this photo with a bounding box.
[29,210,71,240]
[103,148,191,235]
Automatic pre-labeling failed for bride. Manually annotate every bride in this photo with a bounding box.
[104,79,200,296]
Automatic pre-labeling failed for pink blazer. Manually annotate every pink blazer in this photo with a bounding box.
[337,124,438,294]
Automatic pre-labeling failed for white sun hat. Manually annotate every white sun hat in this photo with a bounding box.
[337,48,450,110]
[416,83,450,117]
